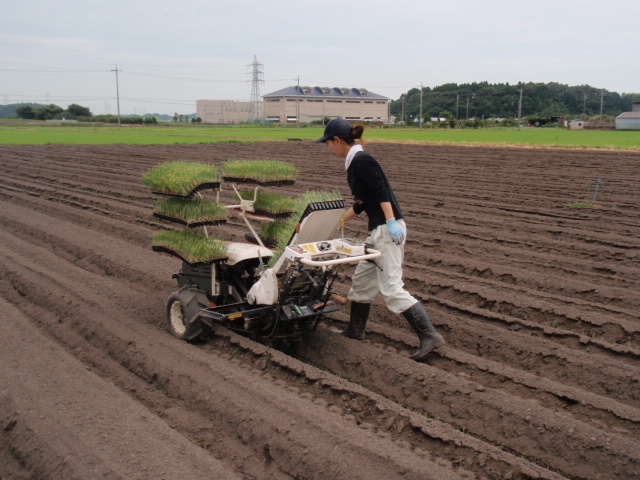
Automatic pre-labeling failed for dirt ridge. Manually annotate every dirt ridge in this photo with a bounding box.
[1,143,638,480]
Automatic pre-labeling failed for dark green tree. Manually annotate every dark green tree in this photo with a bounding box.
[16,105,36,119]
[66,104,92,118]
[34,104,64,120]
[390,82,639,121]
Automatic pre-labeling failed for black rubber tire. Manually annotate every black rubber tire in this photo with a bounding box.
[165,288,209,342]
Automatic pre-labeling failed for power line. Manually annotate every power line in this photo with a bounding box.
[0,67,106,73]
[124,71,244,83]
[0,55,248,69]
[4,94,198,106]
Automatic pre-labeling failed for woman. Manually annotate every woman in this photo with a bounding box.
[316,118,444,361]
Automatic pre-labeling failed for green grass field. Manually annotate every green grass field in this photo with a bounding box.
[0,121,638,149]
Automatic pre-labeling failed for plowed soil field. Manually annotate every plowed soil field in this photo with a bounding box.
[1,142,638,480]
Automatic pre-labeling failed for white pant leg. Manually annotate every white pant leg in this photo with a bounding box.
[347,220,417,314]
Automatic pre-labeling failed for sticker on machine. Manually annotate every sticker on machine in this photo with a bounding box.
[301,243,317,253]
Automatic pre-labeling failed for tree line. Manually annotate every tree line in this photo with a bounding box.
[16,103,92,121]
[10,103,157,124]
[391,82,640,122]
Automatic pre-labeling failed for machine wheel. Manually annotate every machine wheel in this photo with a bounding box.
[166,287,209,342]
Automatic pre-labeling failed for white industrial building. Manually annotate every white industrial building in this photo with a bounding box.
[196,100,258,125]
[615,102,640,130]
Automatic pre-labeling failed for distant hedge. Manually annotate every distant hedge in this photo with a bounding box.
[84,115,158,124]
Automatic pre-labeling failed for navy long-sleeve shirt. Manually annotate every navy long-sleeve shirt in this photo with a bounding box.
[347,151,404,232]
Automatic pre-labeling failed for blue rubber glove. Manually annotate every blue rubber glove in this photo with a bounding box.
[386,218,405,245]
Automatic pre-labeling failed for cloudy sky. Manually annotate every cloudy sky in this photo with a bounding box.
[2,0,638,115]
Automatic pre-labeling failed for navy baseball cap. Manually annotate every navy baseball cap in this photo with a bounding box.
[315,118,352,143]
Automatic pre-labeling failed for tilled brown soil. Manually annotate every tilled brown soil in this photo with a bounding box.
[0,142,638,480]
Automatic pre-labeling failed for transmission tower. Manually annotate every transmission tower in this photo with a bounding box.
[248,55,264,122]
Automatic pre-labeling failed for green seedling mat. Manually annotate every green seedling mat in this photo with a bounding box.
[152,230,228,266]
[143,161,221,197]
[153,195,227,227]
[221,159,299,186]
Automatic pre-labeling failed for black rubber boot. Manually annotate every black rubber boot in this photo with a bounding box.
[402,302,445,361]
[343,301,371,340]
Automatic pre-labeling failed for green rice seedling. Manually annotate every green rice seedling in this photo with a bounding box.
[154,196,227,226]
[222,159,299,184]
[238,190,296,215]
[142,161,220,196]
[268,189,343,267]
[260,219,292,241]
[152,229,228,264]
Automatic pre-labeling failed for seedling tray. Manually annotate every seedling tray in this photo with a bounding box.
[151,182,221,198]
[153,213,228,228]
[223,177,295,187]
[152,245,228,266]
[300,200,346,221]
[244,232,278,248]
[230,208,293,220]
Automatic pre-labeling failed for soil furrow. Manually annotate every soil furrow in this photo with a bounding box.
[407,274,639,349]
[323,312,640,437]
[0,238,475,480]
[1,143,639,480]
[297,328,640,480]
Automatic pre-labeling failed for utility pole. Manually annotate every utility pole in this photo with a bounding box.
[248,55,264,122]
[401,95,405,124]
[296,75,300,130]
[517,86,523,128]
[419,83,423,129]
[111,65,121,127]
[600,90,604,122]
[456,94,459,121]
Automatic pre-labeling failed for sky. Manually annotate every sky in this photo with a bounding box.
[2,0,639,116]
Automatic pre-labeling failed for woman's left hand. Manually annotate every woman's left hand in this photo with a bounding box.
[386,218,405,245]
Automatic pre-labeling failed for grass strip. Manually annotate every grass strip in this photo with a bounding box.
[222,159,299,183]
[152,230,228,264]
[154,196,227,226]
[2,123,639,150]
[142,161,220,196]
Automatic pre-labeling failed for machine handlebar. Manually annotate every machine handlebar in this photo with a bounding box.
[299,248,381,267]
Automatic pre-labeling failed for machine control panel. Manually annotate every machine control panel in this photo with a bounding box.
[283,239,367,262]
[282,304,313,319]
